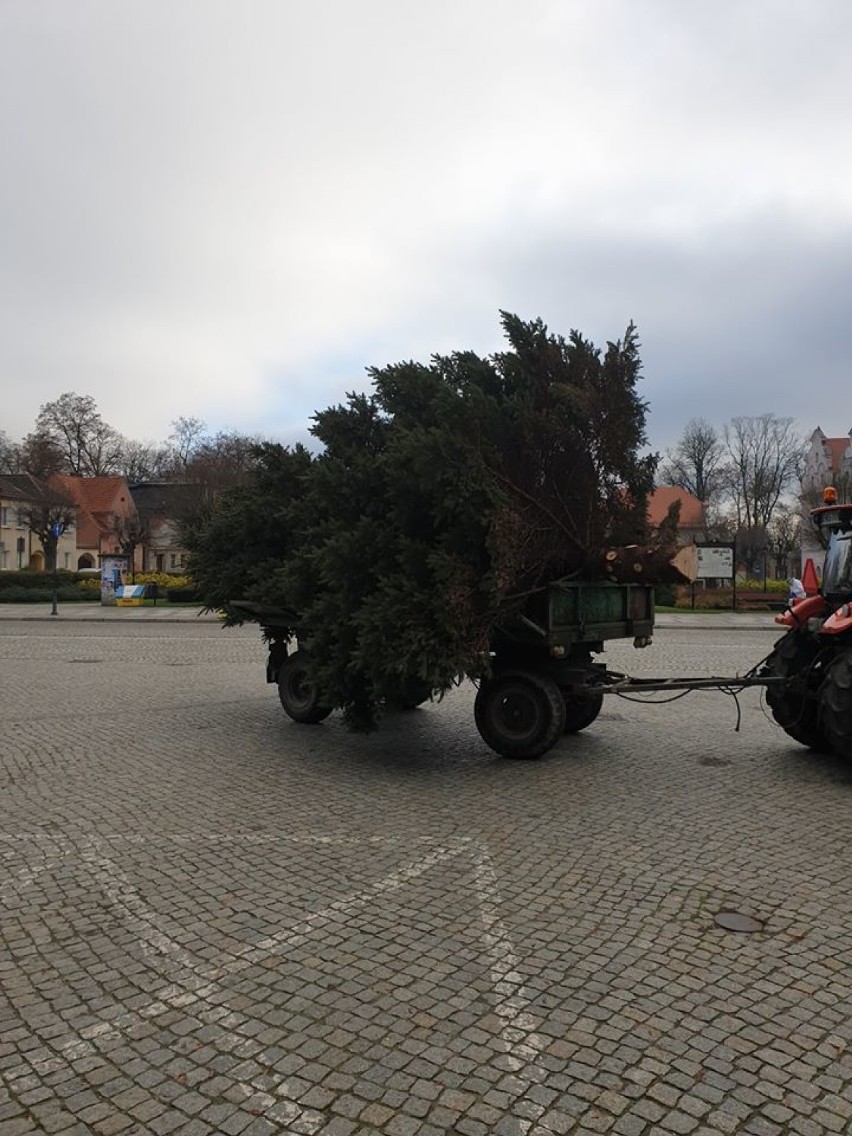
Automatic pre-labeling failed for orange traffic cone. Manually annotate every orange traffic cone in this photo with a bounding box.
[801,558,820,596]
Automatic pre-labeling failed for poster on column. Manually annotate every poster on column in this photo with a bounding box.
[100,555,129,605]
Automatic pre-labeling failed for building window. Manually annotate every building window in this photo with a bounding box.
[1,550,7,569]
[0,507,8,527]
[63,552,70,569]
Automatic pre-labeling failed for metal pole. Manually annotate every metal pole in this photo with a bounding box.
[50,548,58,616]
[49,521,63,617]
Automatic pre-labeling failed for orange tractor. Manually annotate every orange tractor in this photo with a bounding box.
[764,487,852,758]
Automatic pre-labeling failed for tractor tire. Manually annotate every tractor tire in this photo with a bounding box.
[819,650,852,759]
[764,630,829,751]
[561,690,604,734]
[474,670,566,759]
[277,651,333,724]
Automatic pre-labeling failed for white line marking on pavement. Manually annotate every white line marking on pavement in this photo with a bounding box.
[473,844,555,1133]
[6,832,552,1133]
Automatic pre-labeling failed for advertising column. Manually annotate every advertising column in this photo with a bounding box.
[100,554,129,605]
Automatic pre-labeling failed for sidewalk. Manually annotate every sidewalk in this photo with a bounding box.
[0,603,783,630]
[0,603,221,623]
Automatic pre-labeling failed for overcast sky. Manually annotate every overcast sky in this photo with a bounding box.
[2,0,851,457]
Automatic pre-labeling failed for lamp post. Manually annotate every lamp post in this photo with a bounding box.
[50,520,64,617]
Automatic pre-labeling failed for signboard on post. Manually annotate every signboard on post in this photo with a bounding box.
[696,544,735,580]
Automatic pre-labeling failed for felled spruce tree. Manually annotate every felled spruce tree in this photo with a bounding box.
[187,313,664,728]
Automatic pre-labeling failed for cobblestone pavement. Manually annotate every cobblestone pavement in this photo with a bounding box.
[1,621,851,1136]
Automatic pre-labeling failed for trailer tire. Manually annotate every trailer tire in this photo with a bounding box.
[765,630,829,751]
[819,650,852,759]
[562,690,604,733]
[475,670,566,759]
[277,651,333,724]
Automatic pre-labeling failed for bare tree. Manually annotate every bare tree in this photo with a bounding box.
[165,429,263,522]
[767,503,801,579]
[120,439,172,483]
[17,432,66,480]
[113,512,147,581]
[0,431,19,474]
[659,417,724,506]
[17,483,77,572]
[168,416,208,469]
[721,414,805,576]
[35,392,124,476]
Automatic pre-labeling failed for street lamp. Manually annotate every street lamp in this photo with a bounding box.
[50,520,65,617]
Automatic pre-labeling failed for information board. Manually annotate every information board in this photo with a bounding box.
[696,544,734,580]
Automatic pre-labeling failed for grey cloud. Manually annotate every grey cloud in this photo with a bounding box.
[2,0,851,452]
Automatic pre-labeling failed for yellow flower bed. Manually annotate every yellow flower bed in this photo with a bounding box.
[133,572,194,589]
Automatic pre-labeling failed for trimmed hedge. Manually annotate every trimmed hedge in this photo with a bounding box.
[0,569,93,591]
[166,586,200,602]
[0,585,98,603]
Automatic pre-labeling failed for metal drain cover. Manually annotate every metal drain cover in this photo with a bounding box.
[714,911,763,933]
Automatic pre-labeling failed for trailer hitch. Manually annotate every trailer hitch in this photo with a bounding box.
[575,673,787,696]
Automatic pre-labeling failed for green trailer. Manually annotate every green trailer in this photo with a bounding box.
[474,580,655,758]
[230,579,656,760]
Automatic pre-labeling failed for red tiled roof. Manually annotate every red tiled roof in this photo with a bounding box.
[648,486,705,528]
[50,475,132,515]
[48,475,137,550]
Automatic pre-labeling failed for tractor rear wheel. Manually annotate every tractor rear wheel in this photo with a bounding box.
[277,651,333,724]
[819,650,852,759]
[561,690,604,733]
[765,630,829,751]
[475,670,566,759]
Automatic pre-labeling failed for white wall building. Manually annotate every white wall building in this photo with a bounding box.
[800,427,852,574]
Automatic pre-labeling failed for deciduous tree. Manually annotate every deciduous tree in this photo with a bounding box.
[34,392,124,476]
[721,414,804,575]
[659,418,724,507]
[17,483,77,572]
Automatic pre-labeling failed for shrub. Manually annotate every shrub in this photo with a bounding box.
[0,569,85,591]
[736,578,787,592]
[0,585,97,603]
[166,586,200,603]
[134,572,193,589]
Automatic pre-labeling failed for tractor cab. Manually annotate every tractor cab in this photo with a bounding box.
[811,487,852,605]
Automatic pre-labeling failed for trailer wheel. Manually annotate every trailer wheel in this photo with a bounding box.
[277,651,333,724]
[765,630,829,751]
[562,690,604,733]
[819,650,852,759]
[475,671,566,759]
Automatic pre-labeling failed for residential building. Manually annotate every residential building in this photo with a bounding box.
[49,475,142,571]
[0,473,78,570]
[800,428,852,574]
[647,486,705,544]
[802,428,852,501]
[128,482,191,573]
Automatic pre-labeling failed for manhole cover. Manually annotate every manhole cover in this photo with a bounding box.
[699,756,731,767]
[714,911,763,933]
